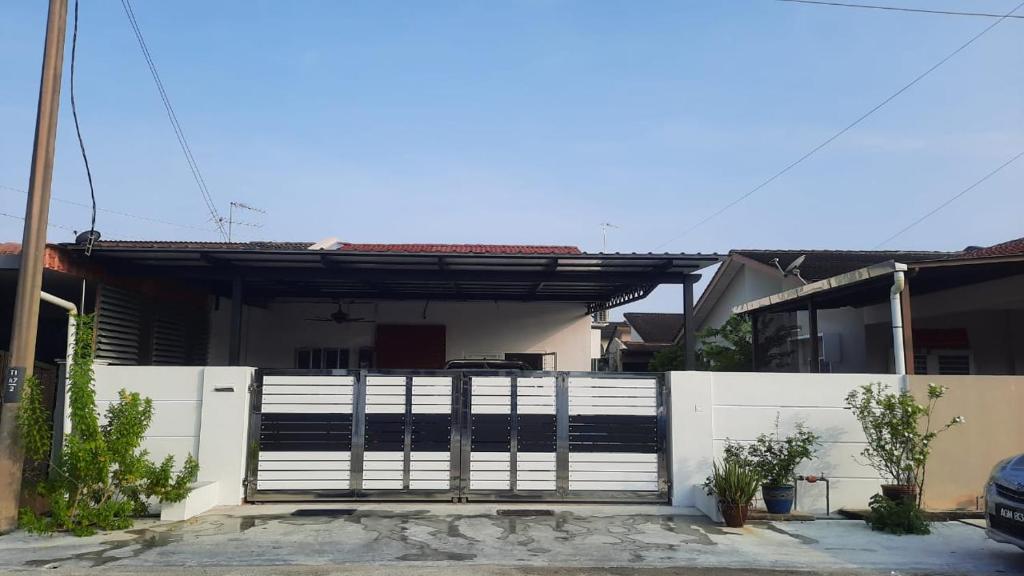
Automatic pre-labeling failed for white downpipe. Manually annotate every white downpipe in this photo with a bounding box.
[890,269,907,379]
[40,291,77,436]
[40,291,78,369]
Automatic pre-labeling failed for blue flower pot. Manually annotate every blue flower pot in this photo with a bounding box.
[762,485,795,515]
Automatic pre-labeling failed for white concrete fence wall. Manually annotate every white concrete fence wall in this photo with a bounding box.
[92,365,254,518]
[669,371,904,516]
[88,366,903,519]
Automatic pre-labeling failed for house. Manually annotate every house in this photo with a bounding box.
[1,239,718,373]
[731,237,1024,375]
[604,312,685,371]
[692,247,958,373]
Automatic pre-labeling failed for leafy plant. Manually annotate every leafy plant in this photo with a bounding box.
[706,458,760,506]
[17,314,198,536]
[845,382,962,507]
[649,314,796,372]
[865,493,930,535]
[722,418,821,487]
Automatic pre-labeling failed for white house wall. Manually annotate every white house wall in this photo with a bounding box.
[696,264,870,373]
[209,299,594,370]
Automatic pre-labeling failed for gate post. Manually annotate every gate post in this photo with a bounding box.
[555,372,570,498]
[350,370,366,495]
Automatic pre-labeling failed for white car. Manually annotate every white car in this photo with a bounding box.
[986,454,1024,550]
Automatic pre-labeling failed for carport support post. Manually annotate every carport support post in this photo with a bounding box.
[228,276,244,366]
[683,276,696,369]
[900,276,915,375]
[807,301,820,373]
[750,313,759,371]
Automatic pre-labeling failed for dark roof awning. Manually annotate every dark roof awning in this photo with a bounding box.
[65,242,721,313]
[733,255,1024,315]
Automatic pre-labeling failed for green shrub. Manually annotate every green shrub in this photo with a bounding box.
[845,382,962,506]
[17,314,198,536]
[721,417,820,487]
[706,458,760,506]
[865,494,930,535]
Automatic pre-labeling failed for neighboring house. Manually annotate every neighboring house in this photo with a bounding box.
[732,237,1024,375]
[692,248,956,373]
[604,312,685,371]
[0,239,718,373]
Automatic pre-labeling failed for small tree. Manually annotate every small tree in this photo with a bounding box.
[650,315,796,372]
[846,382,963,534]
[17,315,198,536]
[698,315,753,372]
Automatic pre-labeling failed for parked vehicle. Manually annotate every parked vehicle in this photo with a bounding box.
[444,359,533,371]
[986,454,1024,550]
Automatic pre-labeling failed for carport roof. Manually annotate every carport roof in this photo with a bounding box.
[62,240,721,313]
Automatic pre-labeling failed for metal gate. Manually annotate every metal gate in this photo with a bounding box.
[246,369,667,502]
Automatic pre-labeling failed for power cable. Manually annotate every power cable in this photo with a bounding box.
[775,0,1024,20]
[653,0,1024,251]
[0,210,76,232]
[70,0,98,254]
[119,0,228,240]
[0,184,216,233]
[874,149,1024,248]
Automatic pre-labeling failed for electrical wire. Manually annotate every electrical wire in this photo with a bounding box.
[119,0,228,240]
[775,0,1024,20]
[0,210,76,232]
[0,184,217,233]
[874,149,1024,248]
[653,0,1024,251]
[70,0,98,254]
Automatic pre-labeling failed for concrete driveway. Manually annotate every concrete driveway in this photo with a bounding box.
[0,504,1021,575]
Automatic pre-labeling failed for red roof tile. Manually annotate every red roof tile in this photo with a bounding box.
[0,242,20,255]
[964,237,1024,259]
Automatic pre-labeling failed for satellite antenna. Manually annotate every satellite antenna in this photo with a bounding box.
[599,222,620,252]
[769,255,809,285]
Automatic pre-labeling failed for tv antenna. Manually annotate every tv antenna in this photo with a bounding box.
[221,201,266,242]
[599,222,620,252]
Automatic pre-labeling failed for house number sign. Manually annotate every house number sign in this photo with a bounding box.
[3,367,25,404]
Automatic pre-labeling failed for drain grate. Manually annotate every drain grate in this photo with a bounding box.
[496,509,554,517]
[290,509,356,517]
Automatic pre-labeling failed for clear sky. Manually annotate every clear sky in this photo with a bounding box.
[1,1,1021,316]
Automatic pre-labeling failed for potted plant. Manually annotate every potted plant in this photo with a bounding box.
[723,419,821,515]
[845,382,963,508]
[706,458,760,528]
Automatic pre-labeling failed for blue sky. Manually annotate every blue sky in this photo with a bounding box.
[1,1,1021,316]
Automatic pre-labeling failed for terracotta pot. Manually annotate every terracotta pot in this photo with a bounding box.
[881,484,918,503]
[720,503,749,528]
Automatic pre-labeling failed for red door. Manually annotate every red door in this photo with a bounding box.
[375,325,447,369]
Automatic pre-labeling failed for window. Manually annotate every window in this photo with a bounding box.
[913,351,971,375]
[937,354,970,375]
[295,347,349,369]
[913,354,929,375]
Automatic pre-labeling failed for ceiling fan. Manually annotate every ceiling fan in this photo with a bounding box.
[305,301,373,324]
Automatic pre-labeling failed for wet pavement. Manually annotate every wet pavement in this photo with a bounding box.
[0,504,1021,575]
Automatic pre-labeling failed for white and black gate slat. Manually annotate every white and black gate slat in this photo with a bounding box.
[247,369,667,502]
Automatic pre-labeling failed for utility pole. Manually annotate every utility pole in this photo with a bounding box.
[0,0,69,534]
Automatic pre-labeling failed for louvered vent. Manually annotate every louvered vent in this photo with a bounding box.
[94,285,143,365]
[151,313,188,365]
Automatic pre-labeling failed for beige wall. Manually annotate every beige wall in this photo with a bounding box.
[909,375,1024,510]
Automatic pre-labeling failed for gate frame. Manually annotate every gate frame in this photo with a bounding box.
[246,368,669,503]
